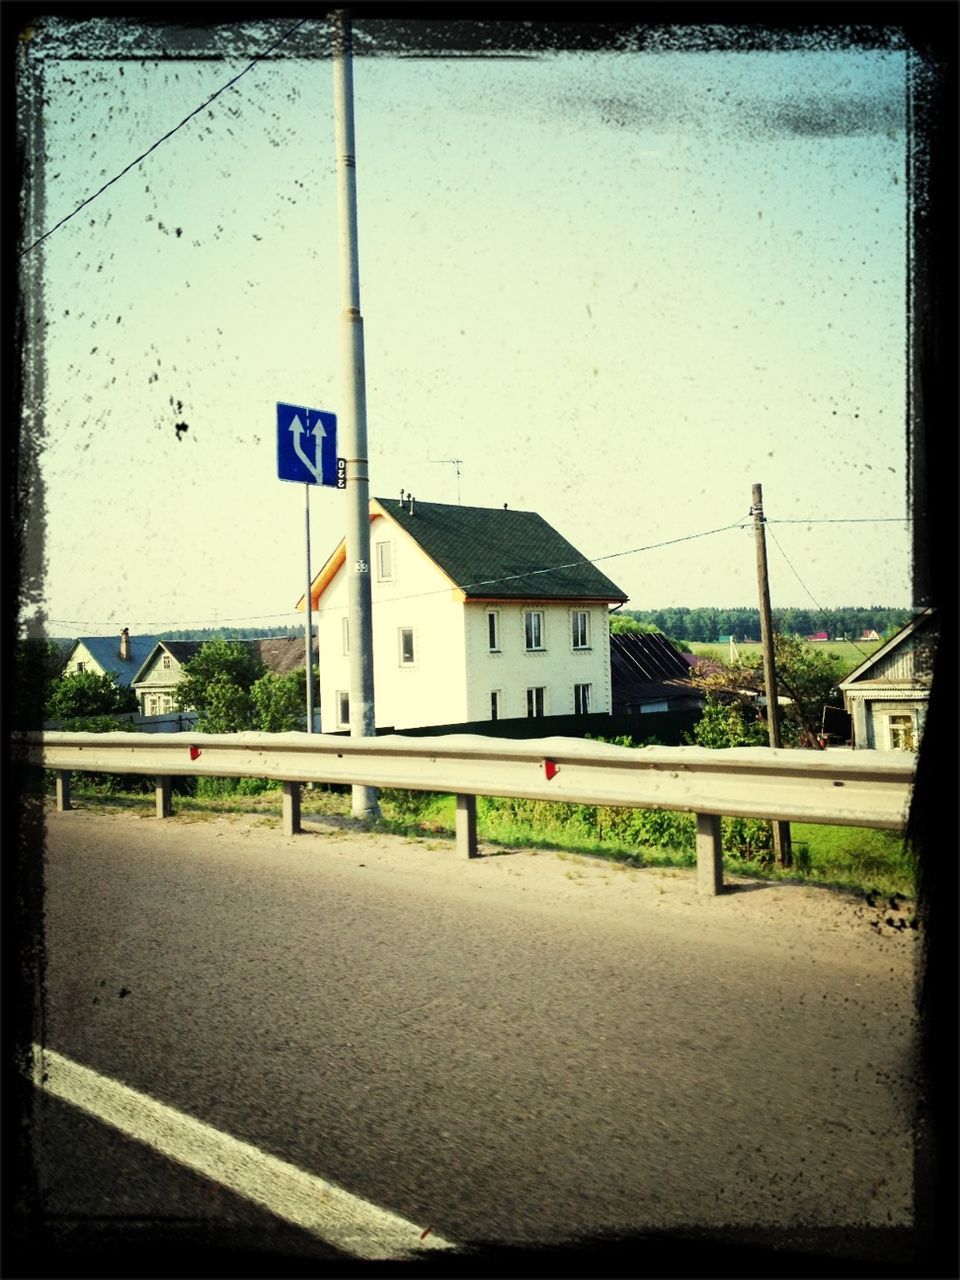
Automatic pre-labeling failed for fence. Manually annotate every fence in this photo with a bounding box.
[42,712,199,734]
[16,730,915,897]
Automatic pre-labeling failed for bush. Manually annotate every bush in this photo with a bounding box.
[721,816,775,861]
[195,776,275,797]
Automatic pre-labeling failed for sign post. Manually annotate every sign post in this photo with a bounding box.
[277,402,343,733]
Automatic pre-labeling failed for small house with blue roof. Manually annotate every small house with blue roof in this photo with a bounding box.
[62,629,160,689]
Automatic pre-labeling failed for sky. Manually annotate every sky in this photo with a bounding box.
[17,14,922,641]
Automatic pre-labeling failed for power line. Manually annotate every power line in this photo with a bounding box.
[766,523,879,666]
[43,517,748,632]
[765,517,911,524]
[40,512,911,634]
[20,17,311,257]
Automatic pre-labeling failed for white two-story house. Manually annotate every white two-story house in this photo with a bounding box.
[304,495,628,732]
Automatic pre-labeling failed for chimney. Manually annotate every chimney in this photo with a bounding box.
[399,489,405,506]
[119,627,131,661]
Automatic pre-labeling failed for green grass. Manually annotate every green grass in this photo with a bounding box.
[374,792,914,897]
[54,781,915,899]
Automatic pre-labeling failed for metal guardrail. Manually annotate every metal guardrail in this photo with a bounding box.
[16,731,915,897]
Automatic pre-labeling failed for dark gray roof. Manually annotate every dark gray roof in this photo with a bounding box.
[160,640,204,664]
[610,631,702,710]
[373,498,627,602]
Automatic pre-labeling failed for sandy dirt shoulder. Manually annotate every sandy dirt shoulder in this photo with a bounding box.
[44,800,921,978]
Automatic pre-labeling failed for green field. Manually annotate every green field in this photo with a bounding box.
[687,638,882,677]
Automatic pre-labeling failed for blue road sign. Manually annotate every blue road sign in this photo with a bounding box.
[277,403,338,486]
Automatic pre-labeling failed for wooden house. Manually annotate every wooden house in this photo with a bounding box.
[838,609,936,750]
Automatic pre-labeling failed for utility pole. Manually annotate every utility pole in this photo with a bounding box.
[333,9,379,819]
[752,483,791,866]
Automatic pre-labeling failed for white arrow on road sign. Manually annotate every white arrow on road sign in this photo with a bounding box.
[289,413,320,483]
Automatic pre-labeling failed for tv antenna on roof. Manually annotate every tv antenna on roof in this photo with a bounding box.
[431,458,464,505]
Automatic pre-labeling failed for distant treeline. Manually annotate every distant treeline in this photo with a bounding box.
[619,607,912,643]
[160,625,299,642]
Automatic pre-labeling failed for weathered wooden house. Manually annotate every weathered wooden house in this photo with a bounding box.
[838,609,937,750]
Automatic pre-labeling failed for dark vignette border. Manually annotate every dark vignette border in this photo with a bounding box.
[4,2,956,1277]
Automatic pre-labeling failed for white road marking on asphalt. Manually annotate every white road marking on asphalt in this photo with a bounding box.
[31,1045,457,1261]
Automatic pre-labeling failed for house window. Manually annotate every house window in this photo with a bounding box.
[572,611,590,650]
[887,713,915,751]
[574,683,591,715]
[527,686,545,718]
[487,611,500,652]
[524,610,544,651]
[399,627,415,666]
[376,540,394,582]
[337,691,350,728]
[162,655,172,669]
[342,617,350,656]
[75,662,85,673]
[490,690,502,720]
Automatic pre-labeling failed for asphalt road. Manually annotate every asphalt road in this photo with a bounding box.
[24,803,921,1273]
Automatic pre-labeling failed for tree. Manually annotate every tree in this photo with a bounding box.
[250,670,310,732]
[689,633,846,747]
[689,695,767,748]
[768,634,846,744]
[610,615,657,635]
[175,640,266,732]
[45,669,137,721]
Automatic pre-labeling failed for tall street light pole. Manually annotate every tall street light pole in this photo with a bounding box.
[333,9,378,819]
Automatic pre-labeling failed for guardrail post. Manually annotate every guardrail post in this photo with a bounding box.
[282,782,302,837]
[456,793,478,858]
[155,776,172,819]
[696,813,723,896]
[55,770,71,812]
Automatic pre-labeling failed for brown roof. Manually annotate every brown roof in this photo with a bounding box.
[254,636,317,676]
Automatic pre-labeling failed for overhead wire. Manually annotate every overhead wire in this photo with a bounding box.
[20,16,311,257]
[43,508,913,637]
[44,516,753,633]
[765,522,885,668]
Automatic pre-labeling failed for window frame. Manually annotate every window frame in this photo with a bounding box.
[375,540,395,582]
[342,616,350,656]
[487,610,501,653]
[886,712,915,751]
[398,627,416,666]
[574,682,591,715]
[336,690,350,728]
[490,689,502,721]
[571,610,591,650]
[524,610,545,652]
[526,685,545,718]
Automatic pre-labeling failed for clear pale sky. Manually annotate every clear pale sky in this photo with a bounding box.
[18,16,917,640]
